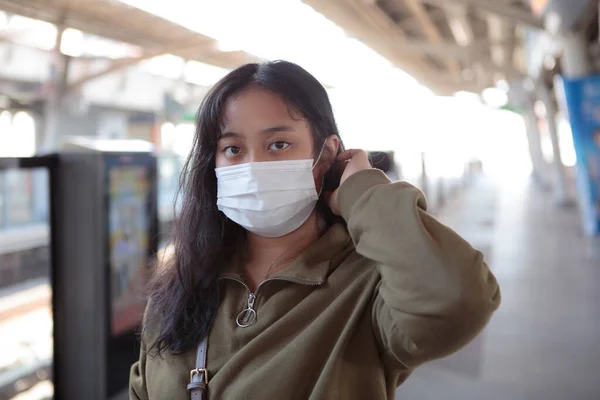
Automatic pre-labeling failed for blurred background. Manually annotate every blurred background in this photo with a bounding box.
[0,0,599,399]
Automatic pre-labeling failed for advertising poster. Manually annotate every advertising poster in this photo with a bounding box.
[561,76,600,236]
[106,155,155,335]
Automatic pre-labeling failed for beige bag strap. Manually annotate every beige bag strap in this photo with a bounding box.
[188,336,208,400]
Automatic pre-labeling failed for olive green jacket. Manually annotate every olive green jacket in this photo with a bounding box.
[130,169,500,399]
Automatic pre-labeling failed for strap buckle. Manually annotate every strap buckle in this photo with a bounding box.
[190,368,208,384]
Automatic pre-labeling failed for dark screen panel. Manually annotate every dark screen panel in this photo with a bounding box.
[104,153,157,397]
[105,154,156,336]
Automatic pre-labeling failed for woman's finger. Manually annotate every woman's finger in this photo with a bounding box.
[336,159,349,175]
[336,149,362,161]
[335,151,351,162]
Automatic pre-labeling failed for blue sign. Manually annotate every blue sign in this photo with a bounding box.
[562,76,600,236]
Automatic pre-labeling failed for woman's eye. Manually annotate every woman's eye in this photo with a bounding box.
[269,141,290,151]
[224,146,242,157]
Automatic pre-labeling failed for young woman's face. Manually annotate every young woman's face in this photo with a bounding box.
[216,87,315,168]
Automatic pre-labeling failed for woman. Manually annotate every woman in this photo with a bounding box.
[130,61,500,399]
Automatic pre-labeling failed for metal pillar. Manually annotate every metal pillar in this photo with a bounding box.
[41,26,70,153]
[511,80,552,189]
[531,31,592,206]
[537,81,570,204]
[523,100,551,189]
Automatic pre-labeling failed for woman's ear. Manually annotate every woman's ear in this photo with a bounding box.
[316,135,342,194]
[325,135,340,158]
[317,135,339,174]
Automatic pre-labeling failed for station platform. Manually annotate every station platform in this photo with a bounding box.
[396,175,600,400]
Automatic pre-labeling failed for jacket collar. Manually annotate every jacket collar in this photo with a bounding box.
[220,223,352,285]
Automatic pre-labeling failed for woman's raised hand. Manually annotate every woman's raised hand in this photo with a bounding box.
[324,149,372,216]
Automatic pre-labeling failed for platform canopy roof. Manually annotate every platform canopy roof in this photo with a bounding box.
[0,0,567,95]
[303,0,547,94]
[0,0,263,68]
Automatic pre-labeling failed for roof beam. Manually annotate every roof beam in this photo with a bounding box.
[478,58,524,80]
[0,0,261,71]
[442,4,492,88]
[66,42,214,94]
[319,1,435,70]
[302,0,465,94]
[431,2,521,85]
[444,4,475,47]
[427,74,487,94]
[392,37,516,63]
[395,39,473,58]
[67,56,149,94]
[487,14,520,82]
[504,25,517,71]
[403,0,462,79]
[346,0,469,91]
[488,15,506,67]
[404,0,445,42]
[418,0,544,30]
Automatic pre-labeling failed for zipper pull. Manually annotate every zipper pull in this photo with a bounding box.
[236,292,257,328]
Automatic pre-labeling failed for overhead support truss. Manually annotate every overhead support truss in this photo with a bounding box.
[418,0,544,31]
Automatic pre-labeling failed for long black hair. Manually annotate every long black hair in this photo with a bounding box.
[145,60,345,356]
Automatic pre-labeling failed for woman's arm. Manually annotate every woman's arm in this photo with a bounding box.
[338,168,500,370]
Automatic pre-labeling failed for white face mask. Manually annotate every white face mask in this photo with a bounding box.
[215,153,324,238]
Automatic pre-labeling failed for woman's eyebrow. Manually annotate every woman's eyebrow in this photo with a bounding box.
[219,131,241,139]
[261,125,296,135]
[219,125,296,139]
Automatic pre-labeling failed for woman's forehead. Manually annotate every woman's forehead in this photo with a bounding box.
[221,87,304,132]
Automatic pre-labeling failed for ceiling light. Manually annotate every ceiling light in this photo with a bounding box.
[482,87,508,108]
[495,79,509,92]
[60,28,85,57]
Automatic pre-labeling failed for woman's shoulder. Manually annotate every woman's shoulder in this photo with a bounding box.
[139,296,162,349]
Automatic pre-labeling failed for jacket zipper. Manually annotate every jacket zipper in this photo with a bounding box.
[221,276,323,328]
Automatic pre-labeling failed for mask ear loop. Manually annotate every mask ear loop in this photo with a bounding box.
[312,143,327,170]
[312,142,328,196]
